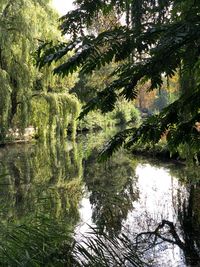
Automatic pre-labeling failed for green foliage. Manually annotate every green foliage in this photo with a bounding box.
[31,93,80,139]
[100,89,200,160]
[113,101,141,125]
[74,228,145,267]
[0,70,11,139]
[78,101,140,131]
[0,0,79,142]
[0,217,75,266]
[37,0,200,160]
[99,128,135,161]
[0,218,146,266]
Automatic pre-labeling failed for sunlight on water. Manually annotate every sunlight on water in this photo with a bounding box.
[129,164,185,223]
[77,162,188,266]
[75,193,94,241]
[0,135,198,266]
[125,164,187,266]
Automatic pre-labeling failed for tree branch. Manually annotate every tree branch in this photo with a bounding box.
[136,220,185,250]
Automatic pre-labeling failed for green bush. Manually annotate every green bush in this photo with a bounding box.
[77,101,141,131]
[112,101,141,126]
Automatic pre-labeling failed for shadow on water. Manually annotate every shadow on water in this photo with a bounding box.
[0,131,199,266]
[179,181,200,266]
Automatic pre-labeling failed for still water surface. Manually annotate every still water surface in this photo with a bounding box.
[0,131,199,266]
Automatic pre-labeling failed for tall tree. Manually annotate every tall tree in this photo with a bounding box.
[37,0,200,159]
[0,0,79,141]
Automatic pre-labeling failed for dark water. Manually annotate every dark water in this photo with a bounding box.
[0,131,199,266]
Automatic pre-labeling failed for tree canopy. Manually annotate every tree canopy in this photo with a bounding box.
[37,0,200,160]
[0,0,79,142]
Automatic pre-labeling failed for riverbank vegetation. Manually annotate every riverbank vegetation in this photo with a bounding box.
[0,132,199,266]
[0,0,180,149]
[37,0,200,163]
[0,0,199,165]
[0,0,80,143]
[0,0,200,266]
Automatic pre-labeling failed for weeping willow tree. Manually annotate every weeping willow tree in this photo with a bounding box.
[37,0,200,160]
[31,93,79,140]
[0,0,79,142]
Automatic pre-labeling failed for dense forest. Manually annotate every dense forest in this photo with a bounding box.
[0,0,200,266]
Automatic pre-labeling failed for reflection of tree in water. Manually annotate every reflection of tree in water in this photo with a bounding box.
[178,182,200,266]
[0,140,83,226]
[170,167,200,265]
[84,148,139,235]
[83,157,200,265]
[134,168,200,266]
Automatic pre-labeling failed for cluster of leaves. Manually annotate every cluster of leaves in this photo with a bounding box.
[0,216,145,266]
[100,89,200,160]
[37,0,200,160]
[0,216,76,266]
[0,0,79,142]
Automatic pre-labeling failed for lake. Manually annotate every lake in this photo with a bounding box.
[0,131,199,266]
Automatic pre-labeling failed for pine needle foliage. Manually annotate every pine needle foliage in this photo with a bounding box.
[37,0,200,160]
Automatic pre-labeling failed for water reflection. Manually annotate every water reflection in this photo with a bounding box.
[178,183,200,266]
[80,155,200,266]
[0,133,199,266]
[0,140,83,225]
[83,148,139,235]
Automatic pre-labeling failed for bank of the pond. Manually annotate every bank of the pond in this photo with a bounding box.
[0,130,199,266]
[131,146,185,165]
[130,143,200,166]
